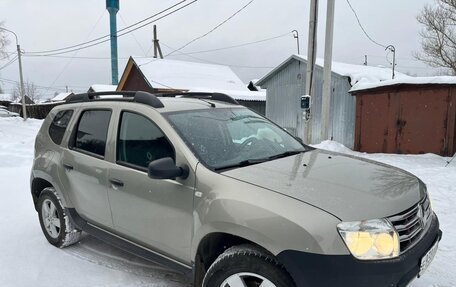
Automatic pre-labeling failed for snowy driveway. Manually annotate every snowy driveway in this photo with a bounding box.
[0,117,455,286]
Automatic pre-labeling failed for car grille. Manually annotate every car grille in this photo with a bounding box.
[388,194,432,253]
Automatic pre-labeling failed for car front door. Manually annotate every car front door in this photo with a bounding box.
[107,109,195,263]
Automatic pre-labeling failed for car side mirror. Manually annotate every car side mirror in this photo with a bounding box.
[147,157,189,180]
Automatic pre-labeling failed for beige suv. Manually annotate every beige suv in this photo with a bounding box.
[31,91,442,287]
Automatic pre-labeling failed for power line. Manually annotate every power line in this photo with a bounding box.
[0,54,12,60]
[345,0,386,49]
[23,32,292,61]
[26,0,196,56]
[166,0,256,57]
[161,42,274,69]
[46,11,106,93]
[366,54,419,62]
[0,77,67,92]
[119,13,148,56]
[26,0,188,55]
[24,54,124,60]
[181,32,292,55]
[0,56,18,70]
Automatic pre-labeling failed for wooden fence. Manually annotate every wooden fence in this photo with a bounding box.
[8,102,64,119]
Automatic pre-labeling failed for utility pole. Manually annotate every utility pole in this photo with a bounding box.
[321,0,336,141]
[292,30,300,54]
[153,25,164,59]
[0,27,27,120]
[304,0,319,144]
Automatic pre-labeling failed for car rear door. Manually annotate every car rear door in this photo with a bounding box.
[106,107,195,264]
[60,107,115,229]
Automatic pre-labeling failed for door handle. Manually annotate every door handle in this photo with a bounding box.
[63,163,74,170]
[109,178,124,187]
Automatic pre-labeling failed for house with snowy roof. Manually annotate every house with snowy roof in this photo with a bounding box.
[50,92,74,102]
[117,57,266,115]
[0,93,12,106]
[256,54,408,148]
[88,84,117,93]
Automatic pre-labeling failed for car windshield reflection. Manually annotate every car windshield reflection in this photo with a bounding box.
[166,108,309,170]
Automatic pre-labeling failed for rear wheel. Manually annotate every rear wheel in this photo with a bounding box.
[37,187,81,248]
[203,245,295,287]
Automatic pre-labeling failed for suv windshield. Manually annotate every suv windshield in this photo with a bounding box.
[166,108,308,170]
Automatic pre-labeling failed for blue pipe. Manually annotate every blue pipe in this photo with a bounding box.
[107,0,119,85]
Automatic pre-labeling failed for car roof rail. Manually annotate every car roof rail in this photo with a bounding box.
[65,91,239,107]
[66,91,165,108]
[157,92,239,105]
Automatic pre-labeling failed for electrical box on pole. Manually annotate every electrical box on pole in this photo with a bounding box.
[106,0,119,85]
[304,0,319,144]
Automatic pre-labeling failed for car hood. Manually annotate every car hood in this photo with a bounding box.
[222,149,425,221]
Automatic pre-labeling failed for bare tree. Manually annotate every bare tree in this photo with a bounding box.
[416,0,456,75]
[0,21,10,58]
[12,80,41,103]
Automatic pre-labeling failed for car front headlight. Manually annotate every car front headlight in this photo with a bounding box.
[337,219,399,260]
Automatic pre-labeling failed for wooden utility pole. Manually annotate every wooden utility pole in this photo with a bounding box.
[153,25,164,59]
[321,0,336,141]
[304,0,318,144]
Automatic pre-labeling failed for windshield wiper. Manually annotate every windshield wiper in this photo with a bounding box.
[266,150,305,160]
[214,150,305,171]
[214,158,269,171]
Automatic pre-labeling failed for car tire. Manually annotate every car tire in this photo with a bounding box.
[203,244,296,287]
[37,187,81,248]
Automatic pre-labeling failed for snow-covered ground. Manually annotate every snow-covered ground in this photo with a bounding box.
[0,117,454,286]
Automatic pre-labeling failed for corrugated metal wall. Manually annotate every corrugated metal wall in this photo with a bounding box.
[262,59,356,148]
[353,85,456,156]
[238,100,266,116]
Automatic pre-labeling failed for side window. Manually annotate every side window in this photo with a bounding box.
[49,110,73,145]
[73,110,112,157]
[117,112,174,169]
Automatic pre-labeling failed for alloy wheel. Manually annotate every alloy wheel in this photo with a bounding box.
[41,199,60,239]
[220,272,276,287]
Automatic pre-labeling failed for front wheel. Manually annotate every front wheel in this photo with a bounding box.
[37,187,81,248]
[203,245,296,287]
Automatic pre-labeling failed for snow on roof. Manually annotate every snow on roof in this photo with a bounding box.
[132,57,248,91]
[189,89,266,102]
[0,94,12,101]
[296,55,410,88]
[51,92,73,102]
[350,76,456,92]
[257,54,409,90]
[90,84,117,92]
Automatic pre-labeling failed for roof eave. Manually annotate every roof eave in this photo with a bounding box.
[256,54,305,86]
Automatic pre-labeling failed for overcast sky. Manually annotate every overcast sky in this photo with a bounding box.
[0,0,438,98]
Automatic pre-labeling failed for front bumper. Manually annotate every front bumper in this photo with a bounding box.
[277,214,442,287]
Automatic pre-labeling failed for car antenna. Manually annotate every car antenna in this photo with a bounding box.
[197,98,216,108]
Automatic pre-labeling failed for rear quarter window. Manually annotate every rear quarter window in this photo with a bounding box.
[48,110,74,145]
[73,110,112,157]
